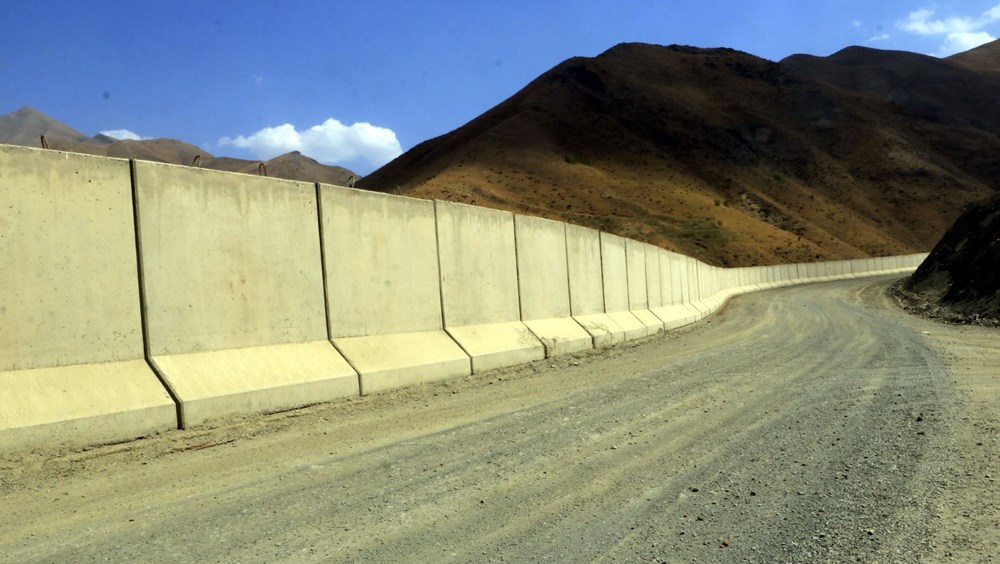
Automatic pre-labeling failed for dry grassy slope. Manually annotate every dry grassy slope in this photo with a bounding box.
[360,42,999,267]
[948,40,1000,73]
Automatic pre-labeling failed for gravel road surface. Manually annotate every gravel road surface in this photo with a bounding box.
[1,276,997,562]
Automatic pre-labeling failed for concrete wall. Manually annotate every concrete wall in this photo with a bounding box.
[600,233,648,340]
[0,144,931,450]
[514,215,592,356]
[435,200,544,372]
[0,146,175,448]
[625,239,664,333]
[133,161,357,427]
[321,185,470,394]
[566,224,625,347]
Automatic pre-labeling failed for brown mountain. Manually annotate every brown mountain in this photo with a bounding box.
[948,39,1000,73]
[0,106,357,185]
[359,42,1000,266]
[201,151,357,186]
[0,107,91,146]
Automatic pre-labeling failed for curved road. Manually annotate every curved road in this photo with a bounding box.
[1,276,997,562]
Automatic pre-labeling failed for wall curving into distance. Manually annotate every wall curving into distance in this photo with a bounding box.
[0,144,930,450]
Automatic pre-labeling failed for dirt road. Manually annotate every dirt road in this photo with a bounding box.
[1,277,997,562]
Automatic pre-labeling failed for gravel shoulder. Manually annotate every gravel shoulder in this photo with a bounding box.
[0,276,997,562]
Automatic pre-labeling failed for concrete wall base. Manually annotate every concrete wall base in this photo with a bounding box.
[607,311,649,341]
[650,305,700,330]
[0,360,176,450]
[152,341,358,428]
[572,314,626,348]
[445,322,545,373]
[631,309,666,334]
[333,331,471,395]
[523,318,595,357]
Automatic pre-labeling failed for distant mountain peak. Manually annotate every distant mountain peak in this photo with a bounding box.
[0,106,358,185]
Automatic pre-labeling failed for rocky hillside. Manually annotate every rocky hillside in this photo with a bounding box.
[360,41,1000,266]
[897,194,1000,326]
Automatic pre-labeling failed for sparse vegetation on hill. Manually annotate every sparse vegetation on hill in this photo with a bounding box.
[360,41,1000,266]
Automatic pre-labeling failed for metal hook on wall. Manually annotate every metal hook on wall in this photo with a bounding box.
[192,154,201,168]
[40,135,48,150]
[258,162,267,177]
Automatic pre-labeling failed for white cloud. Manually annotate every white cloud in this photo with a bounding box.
[869,33,891,42]
[852,19,863,29]
[897,4,1000,55]
[100,128,148,141]
[218,118,403,168]
[940,30,996,53]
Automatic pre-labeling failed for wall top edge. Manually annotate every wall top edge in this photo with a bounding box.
[433,198,515,218]
[132,159,315,189]
[319,183,428,204]
[2,141,931,271]
[0,142,131,165]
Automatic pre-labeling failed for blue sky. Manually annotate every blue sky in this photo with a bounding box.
[2,1,999,174]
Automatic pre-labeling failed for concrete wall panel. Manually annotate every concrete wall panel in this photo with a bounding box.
[626,239,664,333]
[566,225,624,347]
[514,214,592,356]
[601,233,648,340]
[134,162,357,426]
[321,185,469,393]
[435,201,543,371]
[653,251,699,329]
[0,146,175,448]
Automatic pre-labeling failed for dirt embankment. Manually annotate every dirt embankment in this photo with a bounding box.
[895,193,1000,326]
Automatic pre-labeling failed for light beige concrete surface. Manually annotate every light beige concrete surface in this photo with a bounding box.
[645,244,663,311]
[133,162,358,426]
[0,145,175,448]
[625,239,664,334]
[321,185,470,392]
[665,251,702,325]
[331,331,470,395]
[649,246,692,329]
[445,322,546,373]
[523,318,595,356]
[0,360,176,451]
[151,342,357,428]
[601,233,649,340]
[566,224,626,347]
[514,215,593,357]
[685,257,713,317]
[435,201,544,370]
[572,314,625,348]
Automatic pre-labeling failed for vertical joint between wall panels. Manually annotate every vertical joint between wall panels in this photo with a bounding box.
[433,201,449,331]
[433,201,471,360]
[129,159,184,429]
[513,215,524,321]
[314,183,333,342]
[563,224,574,316]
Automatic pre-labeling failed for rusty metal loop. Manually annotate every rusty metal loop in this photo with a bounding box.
[192,154,201,167]
[258,162,267,176]
[40,135,48,149]
[346,175,356,188]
